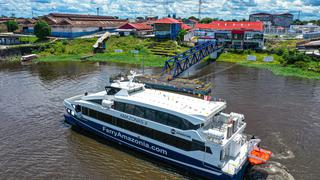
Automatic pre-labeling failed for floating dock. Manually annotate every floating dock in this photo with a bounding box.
[136,75,212,95]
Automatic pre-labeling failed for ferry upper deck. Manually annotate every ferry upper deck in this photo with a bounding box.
[72,80,227,126]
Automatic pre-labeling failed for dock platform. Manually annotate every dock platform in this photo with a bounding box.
[135,75,212,95]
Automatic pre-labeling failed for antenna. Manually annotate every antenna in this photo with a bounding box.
[198,0,203,20]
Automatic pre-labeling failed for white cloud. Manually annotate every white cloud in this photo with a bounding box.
[0,0,319,20]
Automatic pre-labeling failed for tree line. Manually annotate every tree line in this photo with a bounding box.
[4,20,51,40]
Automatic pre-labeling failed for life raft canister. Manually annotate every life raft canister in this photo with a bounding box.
[248,147,272,165]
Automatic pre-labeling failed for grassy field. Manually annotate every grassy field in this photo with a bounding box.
[36,36,187,67]
[265,39,302,50]
[217,51,320,80]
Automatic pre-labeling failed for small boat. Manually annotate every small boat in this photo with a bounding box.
[21,54,38,62]
[248,145,272,165]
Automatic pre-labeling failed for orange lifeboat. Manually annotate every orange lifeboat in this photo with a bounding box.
[248,147,272,165]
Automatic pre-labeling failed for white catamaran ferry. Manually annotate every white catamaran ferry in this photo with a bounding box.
[63,72,271,179]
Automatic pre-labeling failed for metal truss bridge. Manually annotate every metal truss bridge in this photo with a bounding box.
[161,41,223,80]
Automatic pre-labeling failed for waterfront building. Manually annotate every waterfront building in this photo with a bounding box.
[194,21,264,49]
[154,18,181,40]
[290,23,320,34]
[18,18,36,34]
[42,13,127,38]
[249,13,293,34]
[116,23,153,37]
[303,32,320,40]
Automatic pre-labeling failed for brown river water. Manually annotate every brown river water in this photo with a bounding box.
[0,61,319,179]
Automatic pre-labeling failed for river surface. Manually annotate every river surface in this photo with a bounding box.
[0,61,319,179]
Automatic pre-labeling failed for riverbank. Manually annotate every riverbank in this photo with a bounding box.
[35,36,188,67]
[217,52,320,80]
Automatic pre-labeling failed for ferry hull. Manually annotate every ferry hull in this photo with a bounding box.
[64,114,248,180]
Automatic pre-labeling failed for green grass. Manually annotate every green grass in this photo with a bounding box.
[217,52,320,80]
[265,39,302,50]
[19,36,38,43]
[36,55,82,62]
[36,36,187,67]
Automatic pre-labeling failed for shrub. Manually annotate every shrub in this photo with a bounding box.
[34,20,51,40]
[294,61,307,69]
[6,20,19,32]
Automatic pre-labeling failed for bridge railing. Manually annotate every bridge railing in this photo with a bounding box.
[161,41,223,80]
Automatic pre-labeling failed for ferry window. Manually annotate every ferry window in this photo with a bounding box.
[167,114,182,129]
[80,106,211,153]
[133,105,145,118]
[89,109,98,119]
[205,147,212,154]
[106,87,121,95]
[145,109,156,121]
[81,107,89,116]
[125,104,135,115]
[114,101,125,112]
[155,111,168,125]
[89,99,102,105]
[191,140,205,151]
[75,105,81,112]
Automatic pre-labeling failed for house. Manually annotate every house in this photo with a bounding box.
[194,21,264,49]
[117,23,153,37]
[181,23,192,31]
[182,19,198,28]
[153,18,181,40]
[42,13,127,38]
[18,18,37,34]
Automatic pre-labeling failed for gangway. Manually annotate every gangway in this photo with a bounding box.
[161,41,223,80]
[93,32,111,53]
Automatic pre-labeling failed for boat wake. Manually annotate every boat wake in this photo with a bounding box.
[245,161,295,180]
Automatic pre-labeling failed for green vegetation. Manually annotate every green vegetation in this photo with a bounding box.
[5,20,18,32]
[34,20,51,40]
[36,36,188,67]
[177,29,187,43]
[217,50,320,80]
[265,39,302,49]
[19,36,38,43]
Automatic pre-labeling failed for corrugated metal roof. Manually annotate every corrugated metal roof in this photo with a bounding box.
[181,23,192,30]
[44,13,127,28]
[196,21,264,31]
[118,23,152,30]
[49,13,116,20]
[154,18,181,24]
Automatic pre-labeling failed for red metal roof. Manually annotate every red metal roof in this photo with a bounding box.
[154,18,181,24]
[118,23,152,30]
[195,21,264,31]
[181,23,192,30]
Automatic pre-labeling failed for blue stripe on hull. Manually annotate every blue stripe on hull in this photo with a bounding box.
[64,114,248,180]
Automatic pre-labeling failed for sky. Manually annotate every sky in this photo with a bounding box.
[0,0,320,20]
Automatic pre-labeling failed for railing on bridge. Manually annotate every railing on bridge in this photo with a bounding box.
[161,41,223,80]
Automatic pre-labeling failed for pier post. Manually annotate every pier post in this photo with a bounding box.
[210,51,218,59]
